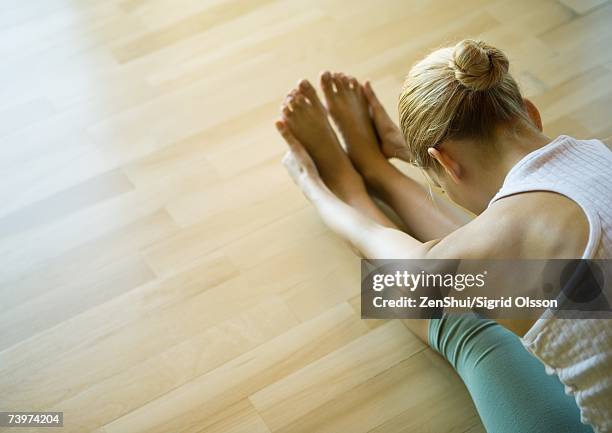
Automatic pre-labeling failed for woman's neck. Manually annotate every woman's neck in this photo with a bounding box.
[499,127,552,172]
[475,128,552,212]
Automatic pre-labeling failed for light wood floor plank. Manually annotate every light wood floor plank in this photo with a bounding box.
[250,321,425,431]
[101,303,369,433]
[42,298,297,433]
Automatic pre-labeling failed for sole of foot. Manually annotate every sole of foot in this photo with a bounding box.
[320,71,389,178]
[279,79,366,200]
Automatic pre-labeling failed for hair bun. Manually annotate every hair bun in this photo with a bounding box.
[450,39,509,91]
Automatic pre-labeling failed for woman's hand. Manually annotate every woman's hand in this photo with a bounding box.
[275,118,423,260]
[362,81,408,161]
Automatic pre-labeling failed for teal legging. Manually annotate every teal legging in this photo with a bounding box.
[428,314,593,433]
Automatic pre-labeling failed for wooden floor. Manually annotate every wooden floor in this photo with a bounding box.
[1,0,611,432]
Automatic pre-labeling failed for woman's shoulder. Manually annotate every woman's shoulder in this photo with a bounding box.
[429,191,589,259]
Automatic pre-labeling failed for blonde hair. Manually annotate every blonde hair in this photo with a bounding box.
[398,39,530,169]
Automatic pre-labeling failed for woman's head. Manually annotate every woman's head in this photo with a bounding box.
[399,39,528,167]
[398,39,542,210]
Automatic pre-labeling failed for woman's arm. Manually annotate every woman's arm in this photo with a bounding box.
[306,174,431,259]
[361,81,473,241]
[279,125,433,260]
[365,163,472,241]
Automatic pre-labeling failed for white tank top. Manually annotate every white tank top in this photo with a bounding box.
[489,135,612,433]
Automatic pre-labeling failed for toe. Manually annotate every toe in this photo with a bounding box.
[320,71,335,98]
[285,87,297,99]
[299,79,325,110]
[284,88,297,107]
[331,72,344,92]
[297,79,309,94]
[282,105,292,118]
[294,93,307,108]
[286,88,301,111]
[341,74,351,88]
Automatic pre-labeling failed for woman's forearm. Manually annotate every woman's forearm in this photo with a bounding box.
[365,162,471,241]
[309,182,428,259]
[277,125,429,260]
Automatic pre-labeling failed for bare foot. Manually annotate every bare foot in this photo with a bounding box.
[320,71,389,180]
[362,81,409,161]
[280,79,366,202]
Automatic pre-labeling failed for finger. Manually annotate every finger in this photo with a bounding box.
[275,120,314,168]
[363,80,382,108]
[275,119,300,151]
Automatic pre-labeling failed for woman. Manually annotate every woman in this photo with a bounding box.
[275,40,611,432]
